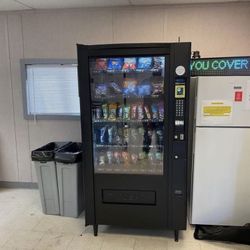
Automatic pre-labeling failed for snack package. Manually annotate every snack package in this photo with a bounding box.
[100,126,107,144]
[107,58,123,70]
[158,102,164,120]
[130,128,138,144]
[109,81,122,94]
[95,83,108,97]
[131,153,138,164]
[122,151,130,164]
[155,152,163,161]
[152,76,164,95]
[117,105,123,120]
[116,127,123,145]
[114,151,122,164]
[123,58,137,70]
[106,151,113,165]
[137,79,153,96]
[95,58,107,71]
[123,78,138,96]
[137,103,144,120]
[108,126,114,144]
[137,57,153,70]
[131,104,137,120]
[151,103,159,120]
[144,105,151,120]
[95,107,102,120]
[124,125,129,145]
[102,104,108,120]
[98,154,106,165]
[153,57,165,70]
[108,103,117,121]
[123,105,131,120]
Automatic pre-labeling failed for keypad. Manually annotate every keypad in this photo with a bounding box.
[175,99,184,117]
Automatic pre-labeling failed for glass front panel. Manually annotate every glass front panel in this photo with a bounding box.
[89,56,166,175]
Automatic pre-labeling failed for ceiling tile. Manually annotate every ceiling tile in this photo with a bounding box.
[19,0,130,9]
[131,0,240,5]
[0,0,30,11]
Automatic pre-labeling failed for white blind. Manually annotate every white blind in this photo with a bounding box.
[26,64,80,116]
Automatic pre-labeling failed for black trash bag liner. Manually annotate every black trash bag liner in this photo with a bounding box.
[54,142,82,164]
[194,225,250,245]
[31,142,72,162]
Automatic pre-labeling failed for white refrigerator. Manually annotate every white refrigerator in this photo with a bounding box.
[189,76,250,226]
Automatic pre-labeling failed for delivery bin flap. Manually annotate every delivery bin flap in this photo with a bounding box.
[55,142,82,164]
[31,141,71,162]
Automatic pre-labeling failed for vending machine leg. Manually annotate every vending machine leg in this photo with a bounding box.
[93,224,98,236]
[174,230,179,242]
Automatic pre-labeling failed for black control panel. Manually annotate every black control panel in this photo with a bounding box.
[174,80,186,141]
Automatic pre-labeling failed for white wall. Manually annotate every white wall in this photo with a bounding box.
[0,2,249,183]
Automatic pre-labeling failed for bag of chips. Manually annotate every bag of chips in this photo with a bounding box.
[123,105,131,120]
[95,58,107,71]
[137,79,153,96]
[102,104,108,120]
[153,57,165,70]
[109,81,122,94]
[123,58,137,70]
[108,103,117,121]
[108,58,124,70]
[95,83,108,97]
[137,57,152,70]
[123,78,138,96]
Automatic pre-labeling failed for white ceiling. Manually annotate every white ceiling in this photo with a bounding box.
[0,0,249,11]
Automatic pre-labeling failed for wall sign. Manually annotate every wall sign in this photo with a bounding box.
[191,57,250,76]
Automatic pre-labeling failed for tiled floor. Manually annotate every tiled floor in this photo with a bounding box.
[0,188,249,250]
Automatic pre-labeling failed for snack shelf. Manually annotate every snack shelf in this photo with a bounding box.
[92,68,163,75]
[93,94,163,100]
[95,144,163,148]
[93,119,164,123]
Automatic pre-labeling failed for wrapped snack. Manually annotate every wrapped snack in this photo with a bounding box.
[138,152,146,160]
[117,105,123,120]
[108,126,114,144]
[106,151,113,165]
[95,58,107,71]
[95,83,108,97]
[137,79,153,96]
[131,153,138,164]
[116,127,123,145]
[102,104,108,120]
[107,58,124,70]
[137,57,153,70]
[100,126,107,144]
[137,103,144,120]
[110,81,122,94]
[152,76,164,95]
[95,107,102,120]
[153,57,165,70]
[108,103,117,121]
[114,151,122,164]
[122,151,130,164]
[123,78,138,96]
[151,103,159,120]
[144,105,151,120]
[124,125,129,145]
[131,104,137,120]
[158,102,164,120]
[99,154,105,165]
[123,105,130,120]
[123,58,137,70]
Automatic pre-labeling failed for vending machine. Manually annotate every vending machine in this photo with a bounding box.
[77,43,191,241]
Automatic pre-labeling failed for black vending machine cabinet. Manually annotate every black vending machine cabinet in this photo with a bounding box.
[77,43,191,241]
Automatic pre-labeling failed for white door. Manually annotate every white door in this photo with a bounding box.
[190,127,250,226]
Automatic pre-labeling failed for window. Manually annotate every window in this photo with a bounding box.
[21,59,80,119]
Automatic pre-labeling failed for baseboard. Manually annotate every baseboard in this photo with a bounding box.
[0,181,38,189]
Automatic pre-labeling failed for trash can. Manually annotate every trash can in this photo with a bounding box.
[31,141,71,215]
[55,142,84,218]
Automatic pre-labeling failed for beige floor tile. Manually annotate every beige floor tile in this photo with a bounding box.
[3,230,44,249]
[35,232,74,250]
[101,235,135,250]
[200,241,236,250]
[134,237,168,250]
[168,241,201,250]
[0,230,12,247]
[67,234,104,250]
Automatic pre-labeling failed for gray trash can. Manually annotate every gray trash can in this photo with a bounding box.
[31,141,71,215]
[55,142,84,218]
